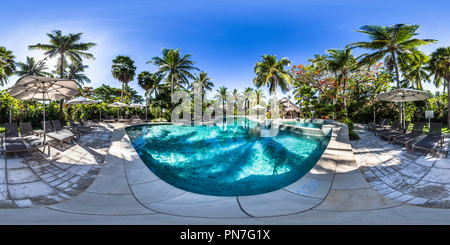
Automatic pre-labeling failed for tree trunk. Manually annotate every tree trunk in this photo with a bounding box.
[343,76,347,113]
[447,71,450,130]
[121,83,124,102]
[391,51,402,125]
[273,75,278,119]
[59,53,65,123]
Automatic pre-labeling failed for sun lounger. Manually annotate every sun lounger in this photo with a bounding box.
[379,121,410,143]
[412,122,442,154]
[369,118,391,132]
[374,120,400,136]
[2,123,30,164]
[19,122,50,155]
[393,121,425,148]
[52,120,80,139]
[104,116,115,123]
[68,118,91,132]
[132,115,141,123]
[41,121,74,150]
[78,116,99,127]
[118,116,129,123]
[365,118,385,130]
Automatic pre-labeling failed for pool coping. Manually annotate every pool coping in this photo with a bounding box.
[48,119,401,218]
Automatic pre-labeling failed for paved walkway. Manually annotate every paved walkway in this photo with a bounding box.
[2,122,450,224]
[0,125,113,208]
[352,123,450,208]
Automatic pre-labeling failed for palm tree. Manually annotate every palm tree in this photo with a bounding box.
[0,46,16,86]
[189,71,213,120]
[29,30,96,121]
[244,87,253,115]
[148,48,199,99]
[400,51,430,90]
[231,88,243,116]
[15,56,51,80]
[428,47,450,127]
[138,71,165,120]
[214,85,228,116]
[190,71,214,95]
[252,89,266,107]
[111,55,136,103]
[253,54,293,118]
[324,47,357,111]
[52,61,91,88]
[348,24,437,123]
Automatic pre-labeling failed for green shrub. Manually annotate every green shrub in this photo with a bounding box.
[340,117,360,141]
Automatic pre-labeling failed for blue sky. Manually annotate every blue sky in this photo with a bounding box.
[1,0,450,102]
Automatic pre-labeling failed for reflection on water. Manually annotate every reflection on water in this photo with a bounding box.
[126,118,331,196]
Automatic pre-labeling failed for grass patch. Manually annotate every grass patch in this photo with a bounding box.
[406,123,450,134]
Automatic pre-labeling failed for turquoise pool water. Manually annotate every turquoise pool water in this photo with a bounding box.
[126,119,331,196]
[281,121,324,129]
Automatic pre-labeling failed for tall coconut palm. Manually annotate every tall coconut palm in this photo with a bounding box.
[148,48,199,100]
[138,71,165,120]
[29,30,96,121]
[253,54,293,118]
[243,87,253,115]
[252,89,266,107]
[190,71,214,95]
[62,61,91,87]
[348,24,437,123]
[15,56,51,80]
[428,47,450,127]
[324,47,357,111]
[0,46,16,87]
[190,71,213,119]
[111,55,136,103]
[400,51,430,90]
[213,85,228,116]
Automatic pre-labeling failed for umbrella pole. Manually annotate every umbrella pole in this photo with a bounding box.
[43,92,45,133]
[403,101,406,134]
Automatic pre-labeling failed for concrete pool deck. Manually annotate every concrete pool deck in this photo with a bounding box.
[1,121,450,224]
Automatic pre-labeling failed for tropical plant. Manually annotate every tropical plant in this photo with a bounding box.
[60,61,91,87]
[253,54,294,118]
[15,56,51,80]
[213,85,229,116]
[190,71,214,95]
[323,47,357,111]
[0,46,16,86]
[399,51,430,90]
[348,24,437,123]
[28,30,96,121]
[138,71,165,119]
[428,47,450,127]
[148,48,199,99]
[111,55,136,102]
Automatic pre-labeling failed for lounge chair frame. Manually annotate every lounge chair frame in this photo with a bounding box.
[393,122,425,148]
[369,118,391,133]
[374,119,400,136]
[379,121,411,143]
[19,122,50,155]
[2,123,30,164]
[68,118,91,133]
[41,121,74,150]
[412,122,442,154]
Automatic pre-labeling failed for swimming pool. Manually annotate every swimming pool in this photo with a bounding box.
[126,119,331,196]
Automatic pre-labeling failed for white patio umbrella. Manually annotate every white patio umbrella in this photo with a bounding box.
[66,96,97,118]
[376,88,431,132]
[6,75,79,133]
[249,104,266,118]
[128,104,144,116]
[107,102,128,120]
